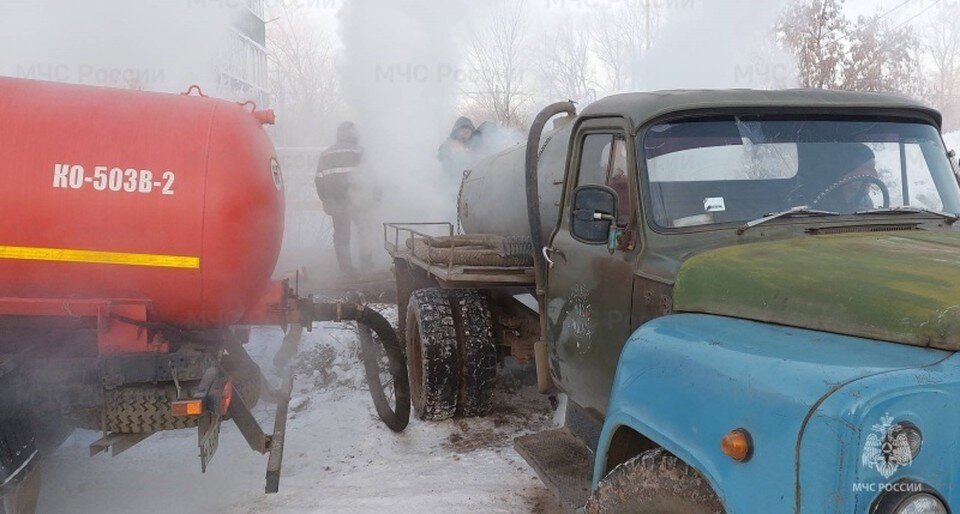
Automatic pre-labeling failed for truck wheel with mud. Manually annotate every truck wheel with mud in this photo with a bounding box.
[452,290,497,417]
[1,463,41,514]
[405,288,459,421]
[0,418,40,514]
[585,448,724,514]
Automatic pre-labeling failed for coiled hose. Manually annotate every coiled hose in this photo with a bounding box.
[297,301,410,432]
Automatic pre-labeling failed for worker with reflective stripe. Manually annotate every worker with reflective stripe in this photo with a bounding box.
[315,121,373,275]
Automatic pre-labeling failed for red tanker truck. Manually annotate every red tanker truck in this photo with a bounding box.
[0,77,408,513]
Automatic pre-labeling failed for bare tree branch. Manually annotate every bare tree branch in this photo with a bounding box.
[539,19,596,103]
[925,15,960,130]
[778,0,922,95]
[463,0,533,127]
[777,0,847,89]
[267,6,341,146]
[592,2,659,92]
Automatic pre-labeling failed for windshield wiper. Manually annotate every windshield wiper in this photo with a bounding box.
[737,206,840,235]
[854,206,959,224]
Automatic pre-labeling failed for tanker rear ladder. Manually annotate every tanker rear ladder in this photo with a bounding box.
[384,223,535,289]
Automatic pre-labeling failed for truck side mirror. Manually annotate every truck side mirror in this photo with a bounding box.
[571,185,618,244]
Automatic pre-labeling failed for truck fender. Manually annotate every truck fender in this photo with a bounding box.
[590,314,950,513]
[593,411,727,504]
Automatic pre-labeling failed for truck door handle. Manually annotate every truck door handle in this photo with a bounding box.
[542,247,565,268]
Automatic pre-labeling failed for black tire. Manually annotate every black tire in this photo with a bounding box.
[586,449,724,514]
[357,308,411,432]
[405,289,458,421]
[452,290,497,417]
[1,459,40,514]
[0,418,38,502]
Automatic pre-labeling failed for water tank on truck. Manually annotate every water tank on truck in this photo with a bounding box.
[457,118,574,242]
[0,77,284,329]
[0,78,413,504]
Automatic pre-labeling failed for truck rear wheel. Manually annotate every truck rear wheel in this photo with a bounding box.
[452,290,497,417]
[0,418,39,514]
[1,464,40,514]
[405,289,458,421]
[585,448,724,514]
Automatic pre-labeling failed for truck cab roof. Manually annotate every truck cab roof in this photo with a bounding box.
[579,89,942,129]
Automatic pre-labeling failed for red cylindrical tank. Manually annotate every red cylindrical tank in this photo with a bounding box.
[0,77,284,329]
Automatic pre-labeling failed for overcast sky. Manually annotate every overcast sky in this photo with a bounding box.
[846,0,951,22]
[0,0,952,95]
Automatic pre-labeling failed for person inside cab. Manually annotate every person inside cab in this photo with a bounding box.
[792,142,882,213]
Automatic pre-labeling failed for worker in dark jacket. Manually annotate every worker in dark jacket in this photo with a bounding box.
[438,116,478,176]
[316,121,373,275]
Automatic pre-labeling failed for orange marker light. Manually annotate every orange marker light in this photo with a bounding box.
[721,429,753,462]
[171,399,203,417]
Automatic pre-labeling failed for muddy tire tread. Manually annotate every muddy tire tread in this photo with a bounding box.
[453,290,497,417]
[585,448,724,514]
[406,289,459,421]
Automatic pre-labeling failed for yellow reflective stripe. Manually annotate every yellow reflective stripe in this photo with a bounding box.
[0,245,200,269]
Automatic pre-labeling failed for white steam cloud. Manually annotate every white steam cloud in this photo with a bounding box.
[337,0,469,227]
[0,0,237,94]
[638,0,797,90]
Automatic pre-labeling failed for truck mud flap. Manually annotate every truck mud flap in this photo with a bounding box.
[198,413,221,473]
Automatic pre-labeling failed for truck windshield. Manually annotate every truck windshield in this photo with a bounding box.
[642,116,960,229]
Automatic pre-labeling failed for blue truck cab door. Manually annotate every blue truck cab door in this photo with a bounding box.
[545,117,642,417]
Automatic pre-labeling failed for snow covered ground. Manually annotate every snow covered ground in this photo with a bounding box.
[36,309,562,513]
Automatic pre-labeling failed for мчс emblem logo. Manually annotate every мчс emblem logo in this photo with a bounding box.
[861,414,913,479]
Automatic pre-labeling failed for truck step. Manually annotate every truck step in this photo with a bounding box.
[514,428,593,511]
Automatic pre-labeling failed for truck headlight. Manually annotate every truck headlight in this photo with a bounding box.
[893,422,923,460]
[873,483,948,514]
[892,494,948,514]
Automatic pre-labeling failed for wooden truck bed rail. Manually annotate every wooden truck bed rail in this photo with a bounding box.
[383,222,535,289]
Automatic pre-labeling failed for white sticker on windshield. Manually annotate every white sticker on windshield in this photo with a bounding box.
[704,197,726,213]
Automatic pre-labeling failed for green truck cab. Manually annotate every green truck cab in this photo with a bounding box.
[387,90,960,513]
